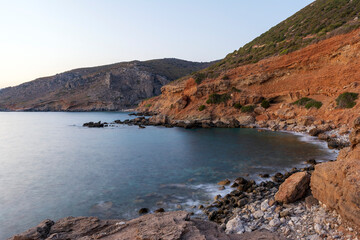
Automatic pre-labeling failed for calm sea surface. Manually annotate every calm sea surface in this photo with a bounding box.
[0,112,337,238]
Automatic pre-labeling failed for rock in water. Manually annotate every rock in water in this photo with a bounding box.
[217,179,231,186]
[275,172,310,203]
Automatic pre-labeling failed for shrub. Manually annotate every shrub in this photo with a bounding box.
[336,92,359,108]
[292,97,312,106]
[193,72,206,84]
[206,93,231,104]
[145,104,152,108]
[231,87,241,93]
[305,100,322,109]
[222,75,230,80]
[241,105,255,113]
[233,103,242,109]
[261,99,270,109]
[198,105,206,111]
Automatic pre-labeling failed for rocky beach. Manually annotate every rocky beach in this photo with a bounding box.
[10,113,357,239]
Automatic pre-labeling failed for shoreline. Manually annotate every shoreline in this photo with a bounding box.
[9,113,357,239]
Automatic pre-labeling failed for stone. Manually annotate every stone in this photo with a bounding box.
[305,195,319,209]
[279,209,290,217]
[253,210,264,219]
[225,216,245,234]
[314,223,323,234]
[154,208,165,213]
[218,179,231,186]
[306,159,317,165]
[309,128,320,136]
[318,133,329,141]
[214,195,222,201]
[275,172,310,203]
[138,208,149,214]
[237,115,255,126]
[269,218,281,227]
[260,199,269,211]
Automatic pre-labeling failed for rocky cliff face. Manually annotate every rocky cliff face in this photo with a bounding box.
[311,117,360,228]
[139,29,360,127]
[0,59,213,111]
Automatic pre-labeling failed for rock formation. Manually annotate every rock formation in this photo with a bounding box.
[311,117,360,228]
[8,211,285,240]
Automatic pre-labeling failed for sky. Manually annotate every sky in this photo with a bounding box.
[0,0,314,88]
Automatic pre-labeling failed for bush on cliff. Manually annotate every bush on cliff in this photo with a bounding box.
[231,87,241,93]
[292,97,322,109]
[198,105,206,111]
[222,75,229,80]
[305,100,323,109]
[292,97,312,106]
[261,99,270,109]
[206,93,231,104]
[233,103,242,109]
[241,105,255,113]
[336,92,358,108]
[193,72,206,84]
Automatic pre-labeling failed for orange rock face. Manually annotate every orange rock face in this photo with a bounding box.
[275,172,310,204]
[311,117,360,228]
[139,29,360,127]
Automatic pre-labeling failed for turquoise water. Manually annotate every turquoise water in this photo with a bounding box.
[0,112,336,239]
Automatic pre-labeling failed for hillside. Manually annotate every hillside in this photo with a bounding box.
[0,58,213,111]
[195,0,360,79]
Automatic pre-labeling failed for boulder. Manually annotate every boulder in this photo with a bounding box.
[237,115,255,126]
[309,127,320,136]
[218,179,231,186]
[275,172,310,203]
[149,114,168,125]
[311,117,360,228]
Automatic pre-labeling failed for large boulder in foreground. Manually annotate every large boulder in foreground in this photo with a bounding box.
[9,211,287,240]
[275,172,310,203]
[311,117,360,228]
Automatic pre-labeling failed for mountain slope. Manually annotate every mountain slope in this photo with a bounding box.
[198,0,360,78]
[0,58,213,111]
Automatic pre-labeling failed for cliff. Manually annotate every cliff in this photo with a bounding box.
[0,59,213,111]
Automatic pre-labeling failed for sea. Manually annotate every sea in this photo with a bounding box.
[0,112,337,239]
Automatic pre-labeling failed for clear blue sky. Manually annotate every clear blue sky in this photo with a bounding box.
[0,0,313,88]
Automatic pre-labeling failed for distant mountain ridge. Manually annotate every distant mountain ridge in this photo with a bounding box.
[0,58,214,111]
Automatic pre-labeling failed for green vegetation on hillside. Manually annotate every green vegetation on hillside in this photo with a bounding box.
[233,103,242,109]
[292,97,322,109]
[261,99,270,109]
[198,0,360,77]
[305,100,323,109]
[336,92,358,108]
[206,93,231,104]
[198,105,206,111]
[241,105,255,113]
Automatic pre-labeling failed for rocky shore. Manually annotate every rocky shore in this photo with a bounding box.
[12,114,359,239]
[84,110,350,150]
